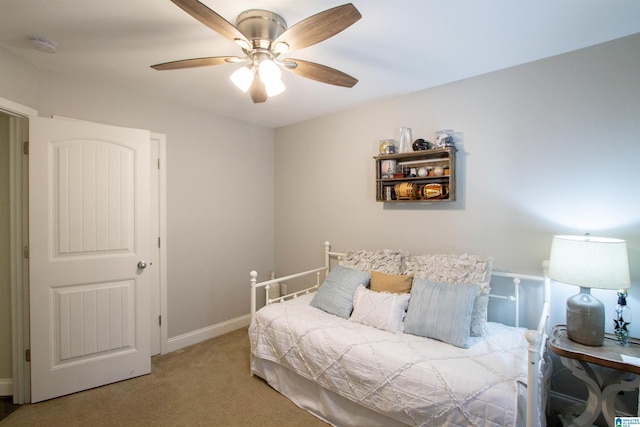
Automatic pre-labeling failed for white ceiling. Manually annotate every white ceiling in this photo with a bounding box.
[1,0,639,128]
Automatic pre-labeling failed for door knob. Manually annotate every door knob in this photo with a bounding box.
[137,260,147,269]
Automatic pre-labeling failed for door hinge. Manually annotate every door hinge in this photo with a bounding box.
[23,141,29,155]
[157,158,160,169]
[23,245,29,259]
[25,349,30,362]
[158,237,161,248]
[158,315,162,326]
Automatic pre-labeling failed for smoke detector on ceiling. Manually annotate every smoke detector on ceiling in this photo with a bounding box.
[30,36,58,54]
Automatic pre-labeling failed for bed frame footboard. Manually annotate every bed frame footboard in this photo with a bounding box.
[528,272,551,427]
[493,266,551,427]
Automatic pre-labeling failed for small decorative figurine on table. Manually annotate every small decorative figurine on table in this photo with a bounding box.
[614,289,631,347]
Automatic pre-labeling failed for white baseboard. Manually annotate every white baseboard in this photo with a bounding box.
[0,378,13,396]
[166,314,251,354]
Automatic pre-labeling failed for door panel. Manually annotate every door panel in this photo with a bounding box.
[29,116,151,403]
[54,280,135,362]
[54,140,135,255]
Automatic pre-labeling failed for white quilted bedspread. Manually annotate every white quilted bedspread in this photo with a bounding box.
[249,293,529,427]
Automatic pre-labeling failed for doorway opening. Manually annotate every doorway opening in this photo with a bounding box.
[0,100,34,405]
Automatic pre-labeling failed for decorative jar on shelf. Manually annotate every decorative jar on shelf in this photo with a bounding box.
[398,127,413,153]
[614,289,631,347]
[379,139,396,155]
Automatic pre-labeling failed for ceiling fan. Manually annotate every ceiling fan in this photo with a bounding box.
[152,0,362,103]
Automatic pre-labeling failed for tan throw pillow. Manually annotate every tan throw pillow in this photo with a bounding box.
[370,271,413,294]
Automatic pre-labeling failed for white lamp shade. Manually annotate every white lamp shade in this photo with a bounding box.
[548,235,630,290]
[258,60,285,97]
[230,66,254,92]
[264,78,285,97]
[258,60,281,83]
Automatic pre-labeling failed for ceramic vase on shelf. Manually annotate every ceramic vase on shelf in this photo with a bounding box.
[614,289,631,347]
[398,127,412,153]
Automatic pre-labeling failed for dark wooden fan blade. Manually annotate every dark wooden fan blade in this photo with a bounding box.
[284,59,358,88]
[170,0,247,44]
[273,3,361,52]
[151,56,239,70]
[249,75,268,103]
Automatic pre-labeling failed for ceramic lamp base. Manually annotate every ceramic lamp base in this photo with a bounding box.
[566,287,605,346]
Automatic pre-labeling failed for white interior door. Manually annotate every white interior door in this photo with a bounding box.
[29,116,151,403]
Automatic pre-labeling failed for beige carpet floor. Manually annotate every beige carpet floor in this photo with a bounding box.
[1,327,329,426]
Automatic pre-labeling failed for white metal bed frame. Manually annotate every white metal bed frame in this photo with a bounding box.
[250,241,551,427]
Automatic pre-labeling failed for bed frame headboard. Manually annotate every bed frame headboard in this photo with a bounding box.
[250,241,550,332]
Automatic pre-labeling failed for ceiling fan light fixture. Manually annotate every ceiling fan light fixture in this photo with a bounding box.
[258,59,285,97]
[154,1,361,103]
[230,66,254,92]
[265,78,285,97]
[258,59,281,83]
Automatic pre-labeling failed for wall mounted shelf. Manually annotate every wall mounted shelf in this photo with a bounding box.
[374,147,456,203]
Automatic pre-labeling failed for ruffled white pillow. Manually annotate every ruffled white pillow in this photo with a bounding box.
[349,285,410,334]
[340,249,408,275]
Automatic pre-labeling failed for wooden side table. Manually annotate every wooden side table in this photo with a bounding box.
[549,324,640,427]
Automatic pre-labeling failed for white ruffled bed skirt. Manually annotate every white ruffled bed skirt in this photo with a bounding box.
[251,356,530,427]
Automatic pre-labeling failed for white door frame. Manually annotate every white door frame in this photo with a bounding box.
[1,96,168,403]
[150,132,169,356]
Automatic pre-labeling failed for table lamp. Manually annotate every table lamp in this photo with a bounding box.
[548,234,630,346]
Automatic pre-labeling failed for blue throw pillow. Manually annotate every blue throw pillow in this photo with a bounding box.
[310,265,370,318]
[404,278,478,348]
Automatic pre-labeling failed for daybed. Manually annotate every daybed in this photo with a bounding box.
[249,242,550,427]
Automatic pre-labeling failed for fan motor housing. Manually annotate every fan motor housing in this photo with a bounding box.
[236,9,287,48]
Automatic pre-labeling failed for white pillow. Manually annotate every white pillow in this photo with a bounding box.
[349,285,410,334]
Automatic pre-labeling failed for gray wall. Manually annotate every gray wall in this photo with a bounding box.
[274,33,640,407]
[0,47,276,342]
[274,32,640,312]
